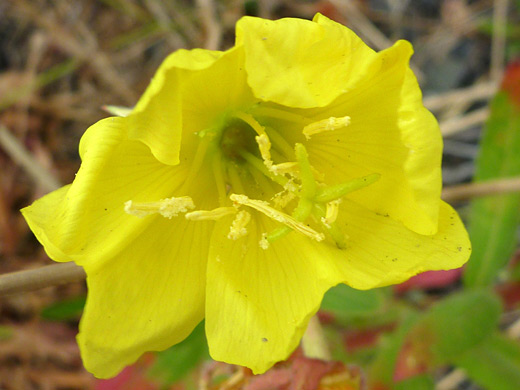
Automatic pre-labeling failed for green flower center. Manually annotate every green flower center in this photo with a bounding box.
[219,119,259,163]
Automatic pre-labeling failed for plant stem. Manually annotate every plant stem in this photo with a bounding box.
[0,263,86,296]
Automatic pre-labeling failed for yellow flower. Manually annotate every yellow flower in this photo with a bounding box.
[22,14,470,379]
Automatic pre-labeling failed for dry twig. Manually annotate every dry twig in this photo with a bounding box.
[0,263,86,296]
[442,176,520,203]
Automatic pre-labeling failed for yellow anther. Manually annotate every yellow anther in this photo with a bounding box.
[321,199,341,228]
[303,116,351,139]
[270,162,299,175]
[255,133,273,169]
[228,210,251,240]
[186,207,236,221]
[230,194,324,242]
[259,233,270,250]
[272,189,296,209]
[124,196,195,219]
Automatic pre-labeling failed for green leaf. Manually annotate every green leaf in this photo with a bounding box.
[41,296,86,321]
[410,289,502,363]
[463,90,520,287]
[321,284,387,322]
[369,310,420,386]
[147,321,209,385]
[453,333,520,390]
[395,375,435,390]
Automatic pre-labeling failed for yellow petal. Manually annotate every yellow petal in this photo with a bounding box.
[78,214,212,378]
[128,46,255,165]
[22,117,192,267]
[205,201,469,373]
[306,40,442,235]
[126,48,224,165]
[180,46,257,136]
[205,215,344,374]
[335,200,471,289]
[236,14,376,108]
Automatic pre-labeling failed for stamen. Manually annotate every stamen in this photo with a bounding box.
[259,233,270,250]
[270,162,298,175]
[255,133,273,169]
[125,196,195,219]
[212,149,227,205]
[265,127,296,160]
[231,111,266,136]
[265,197,314,243]
[228,210,251,240]
[303,116,351,139]
[271,178,298,208]
[313,203,348,249]
[248,164,277,196]
[230,194,324,242]
[186,207,236,221]
[227,162,246,195]
[314,173,381,203]
[272,189,296,209]
[295,143,317,198]
[239,150,289,188]
[321,199,341,228]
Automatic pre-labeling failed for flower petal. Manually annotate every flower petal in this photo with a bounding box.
[22,117,190,267]
[236,14,376,108]
[305,40,442,235]
[78,214,212,378]
[205,215,345,374]
[127,48,224,165]
[128,46,256,165]
[335,200,471,289]
[205,201,469,373]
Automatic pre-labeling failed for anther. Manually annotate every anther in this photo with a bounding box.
[270,162,299,175]
[255,133,273,169]
[321,199,341,228]
[303,116,351,139]
[259,233,270,250]
[228,210,251,240]
[230,194,324,242]
[186,207,237,221]
[124,196,195,219]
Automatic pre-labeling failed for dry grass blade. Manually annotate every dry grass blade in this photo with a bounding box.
[491,0,509,82]
[14,0,138,105]
[197,0,222,50]
[440,107,490,137]
[424,81,498,112]
[0,125,61,192]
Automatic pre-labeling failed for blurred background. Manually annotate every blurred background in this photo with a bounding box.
[0,0,520,389]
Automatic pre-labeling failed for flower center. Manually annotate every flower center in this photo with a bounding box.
[219,119,259,163]
[125,106,381,250]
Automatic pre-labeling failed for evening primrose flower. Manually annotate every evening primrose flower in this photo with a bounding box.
[22,14,470,378]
